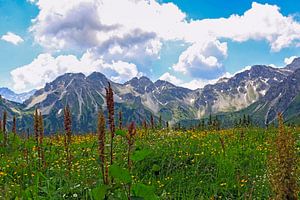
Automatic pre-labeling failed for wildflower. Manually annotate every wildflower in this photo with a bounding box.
[126,122,136,198]
[97,110,108,184]
[268,113,299,200]
[39,112,46,168]
[0,171,6,176]
[34,108,39,145]
[64,105,72,171]
[105,82,115,166]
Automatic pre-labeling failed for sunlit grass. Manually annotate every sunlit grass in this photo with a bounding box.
[0,126,299,199]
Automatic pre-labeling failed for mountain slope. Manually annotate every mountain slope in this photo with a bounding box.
[0,88,36,103]
[15,57,300,132]
[0,96,24,118]
[22,63,292,132]
[24,73,164,132]
[246,68,300,124]
[286,57,300,71]
[193,65,290,117]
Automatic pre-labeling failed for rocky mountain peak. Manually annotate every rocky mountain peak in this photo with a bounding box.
[125,76,154,93]
[286,57,300,71]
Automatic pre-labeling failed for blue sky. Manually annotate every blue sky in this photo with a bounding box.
[0,0,300,92]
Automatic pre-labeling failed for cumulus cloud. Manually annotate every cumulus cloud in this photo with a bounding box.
[30,1,300,53]
[11,0,300,90]
[180,79,219,90]
[189,2,300,52]
[10,52,139,92]
[159,72,183,85]
[173,41,227,79]
[30,0,165,64]
[1,32,24,45]
[158,72,233,90]
[284,56,298,65]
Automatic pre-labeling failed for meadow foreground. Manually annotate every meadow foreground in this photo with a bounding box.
[0,124,299,199]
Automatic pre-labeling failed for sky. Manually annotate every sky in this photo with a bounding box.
[0,0,300,92]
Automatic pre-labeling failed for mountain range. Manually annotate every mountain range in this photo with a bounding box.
[0,88,36,103]
[1,57,300,133]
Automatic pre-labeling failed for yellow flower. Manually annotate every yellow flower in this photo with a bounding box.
[220,182,226,186]
[0,171,7,176]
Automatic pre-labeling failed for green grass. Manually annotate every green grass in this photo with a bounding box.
[0,127,299,199]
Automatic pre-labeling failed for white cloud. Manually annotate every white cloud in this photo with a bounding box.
[27,0,37,3]
[284,56,297,65]
[159,72,183,85]
[189,2,300,52]
[180,79,219,90]
[159,72,232,90]
[11,0,300,90]
[173,40,227,79]
[30,1,300,53]
[10,52,139,92]
[1,32,24,45]
[30,0,166,64]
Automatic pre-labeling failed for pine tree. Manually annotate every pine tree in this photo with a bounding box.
[243,114,247,126]
[12,115,16,136]
[265,117,269,128]
[142,118,147,130]
[158,115,162,129]
[178,122,181,130]
[214,116,220,131]
[247,115,251,126]
[26,128,30,139]
[3,111,7,146]
[0,117,2,133]
[118,110,122,130]
[150,114,154,130]
[208,114,213,129]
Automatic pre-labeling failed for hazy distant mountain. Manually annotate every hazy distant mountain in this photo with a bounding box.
[0,97,24,118]
[1,57,300,132]
[0,87,36,103]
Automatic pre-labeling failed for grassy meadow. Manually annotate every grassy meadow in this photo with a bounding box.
[0,123,299,199]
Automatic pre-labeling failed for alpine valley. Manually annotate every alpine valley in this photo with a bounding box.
[1,58,300,133]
